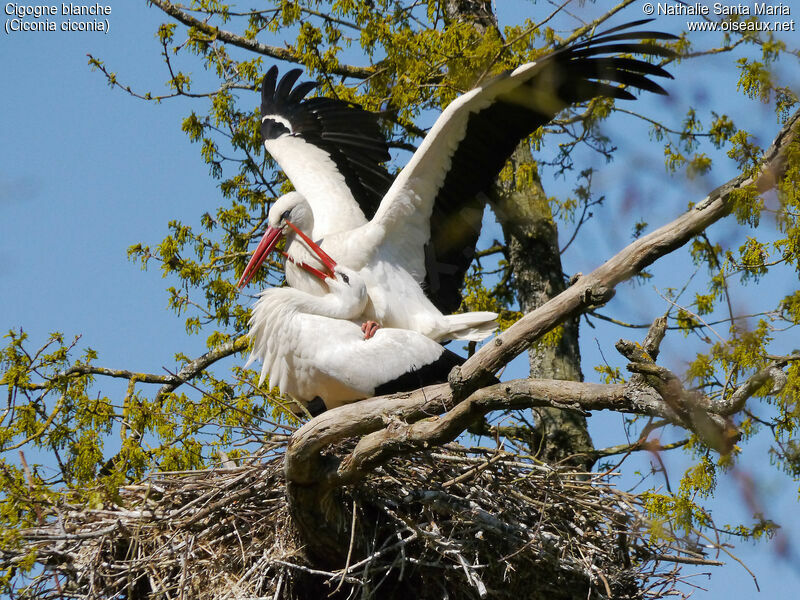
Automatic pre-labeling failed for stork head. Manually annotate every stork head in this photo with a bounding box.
[287,232,367,314]
[237,192,321,288]
[267,191,313,232]
[329,266,368,305]
[304,264,368,314]
[284,229,368,311]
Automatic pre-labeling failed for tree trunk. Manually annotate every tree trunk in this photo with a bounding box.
[492,145,596,470]
[443,0,596,469]
[443,0,497,33]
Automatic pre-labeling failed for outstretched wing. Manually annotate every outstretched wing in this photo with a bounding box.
[369,20,677,312]
[260,67,394,235]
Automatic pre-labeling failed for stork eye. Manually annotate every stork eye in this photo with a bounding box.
[341,273,350,284]
[280,210,291,221]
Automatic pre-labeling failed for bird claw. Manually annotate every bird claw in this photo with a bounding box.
[361,321,380,339]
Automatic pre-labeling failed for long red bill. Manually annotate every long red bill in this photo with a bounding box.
[298,261,331,281]
[284,219,336,277]
[280,251,329,281]
[237,226,284,288]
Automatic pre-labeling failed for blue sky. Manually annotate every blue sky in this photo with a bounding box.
[2,2,799,597]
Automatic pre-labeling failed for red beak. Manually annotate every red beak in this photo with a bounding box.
[284,219,337,278]
[298,261,331,281]
[237,225,284,288]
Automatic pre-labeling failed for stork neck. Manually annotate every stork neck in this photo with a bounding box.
[291,287,365,320]
[285,230,321,263]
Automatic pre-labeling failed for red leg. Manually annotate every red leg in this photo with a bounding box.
[361,321,380,340]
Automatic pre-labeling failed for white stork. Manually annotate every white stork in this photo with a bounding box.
[245,238,464,412]
[239,20,676,335]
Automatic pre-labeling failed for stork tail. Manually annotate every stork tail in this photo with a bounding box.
[440,311,498,342]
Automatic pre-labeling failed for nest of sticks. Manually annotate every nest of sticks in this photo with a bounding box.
[6,439,710,600]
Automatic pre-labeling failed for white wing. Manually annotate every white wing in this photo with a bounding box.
[364,24,675,299]
[260,67,393,237]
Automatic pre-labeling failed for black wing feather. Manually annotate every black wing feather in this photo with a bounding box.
[260,67,393,217]
[287,80,318,104]
[259,23,676,314]
[424,24,677,313]
[373,349,465,397]
[586,18,658,36]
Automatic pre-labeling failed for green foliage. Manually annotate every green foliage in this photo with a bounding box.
[0,328,286,522]
[643,453,723,536]
[594,364,624,384]
[461,268,522,332]
[709,112,737,148]
[643,490,709,535]
[737,58,774,103]
[662,109,737,177]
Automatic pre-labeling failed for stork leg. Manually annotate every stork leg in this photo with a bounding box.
[361,321,381,340]
[306,397,327,417]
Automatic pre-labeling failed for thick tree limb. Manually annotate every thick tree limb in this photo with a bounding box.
[619,334,737,453]
[335,380,631,485]
[331,355,790,485]
[148,0,374,79]
[287,349,788,488]
[287,109,799,469]
[285,353,785,562]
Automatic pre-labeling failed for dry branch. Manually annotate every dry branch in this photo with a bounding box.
[287,107,799,455]
[283,339,787,561]
[456,107,800,391]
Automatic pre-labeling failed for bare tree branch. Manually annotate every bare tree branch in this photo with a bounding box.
[289,108,800,478]
[284,347,787,558]
[155,336,249,398]
[22,337,249,399]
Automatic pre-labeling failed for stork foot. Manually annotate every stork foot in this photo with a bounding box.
[361,321,380,339]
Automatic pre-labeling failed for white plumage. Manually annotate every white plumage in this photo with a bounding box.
[245,264,462,410]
